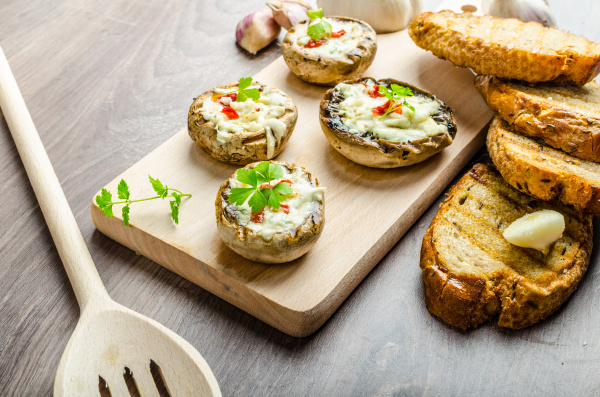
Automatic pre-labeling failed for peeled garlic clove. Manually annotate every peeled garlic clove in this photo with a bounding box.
[236,9,282,55]
[502,210,565,254]
[267,0,315,30]
[482,0,557,27]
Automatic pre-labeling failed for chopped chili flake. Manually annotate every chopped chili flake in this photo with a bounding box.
[360,82,368,88]
[255,107,260,112]
[331,29,346,38]
[280,204,290,214]
[279,179,293,185]
[369,85,384,98]
[372,100,403,116]
[221,106,239,119]
[305,39,326,48]
[251,209,264,223]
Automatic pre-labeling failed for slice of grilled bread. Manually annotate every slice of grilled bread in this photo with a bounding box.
[488,116,600,214]
[408,11,600,86]
[476,76,600,162]
[421,163,592,330]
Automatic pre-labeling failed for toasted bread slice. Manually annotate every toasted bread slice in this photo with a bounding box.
[408,11,600,86]
[476,76,600,162]
[421,163,592,330]
[487,116,600,213]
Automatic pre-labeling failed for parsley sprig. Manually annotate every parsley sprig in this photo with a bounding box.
[306,8,332,41]
[377,84,416,119]
[229,77,260,102]
[228,162,293,214]
[95,176,191,226]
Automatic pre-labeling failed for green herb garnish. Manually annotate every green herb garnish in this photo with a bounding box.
[306,8,332,41]
[228,162,293,214]
[377,84,415,119]
[95,176,191,226]
[229,76,260,102]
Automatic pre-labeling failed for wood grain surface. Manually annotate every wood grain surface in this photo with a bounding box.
[1,0,600,395]
[91,1,493,337]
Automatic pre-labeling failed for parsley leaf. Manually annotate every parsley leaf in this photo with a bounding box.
[96,188,114,217]
[227,162,294,215]
[117,179,130,200]
[306,8,332,41]
[229,77,261,102]
[122,205,130,226]
[376,83,415,119]
[149,175,168,198]
[307,9,323,19]
[95,178,191,226]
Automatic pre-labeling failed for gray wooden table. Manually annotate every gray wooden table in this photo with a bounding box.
[1,0,599,395]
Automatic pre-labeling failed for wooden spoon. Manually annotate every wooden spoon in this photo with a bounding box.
[0,47,222,396]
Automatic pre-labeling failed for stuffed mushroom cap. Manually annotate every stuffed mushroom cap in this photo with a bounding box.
[216,161,325,263]
[319,77,457,168]
[188,80,297,165]
[282,16,377,86]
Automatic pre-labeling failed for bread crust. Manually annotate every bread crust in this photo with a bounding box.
[420,163,593,330]
[188,81,297,165]
[409,11,600,86]
[319,77,457,168]
[215,161,325,263]
[281,16,377,86]
[488,116,600,214]
[476,76,600,162]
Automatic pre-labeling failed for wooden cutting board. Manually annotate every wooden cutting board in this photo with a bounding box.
[91,0,493,337]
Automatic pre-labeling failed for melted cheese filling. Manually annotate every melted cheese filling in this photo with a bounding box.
[229,167,325,241]
[197,86,288,158]
[335,81,449,143]
[296,19,365,60]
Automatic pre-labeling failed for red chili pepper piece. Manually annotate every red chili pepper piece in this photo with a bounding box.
[251,209,264,223]
[217,92,237,103]
[370,85,384,98]
[305,39,326,48]
[331,29,346,38]
[372,100,403,116]
[221,106,239,119]
[280,204,290,214]
[372,100,391,116]
[278,179,293,185]
[360,82,368,88]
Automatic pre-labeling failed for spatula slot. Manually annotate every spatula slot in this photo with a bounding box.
[123,366,141,397]
[98,375,111,397]
[150,359,171,397]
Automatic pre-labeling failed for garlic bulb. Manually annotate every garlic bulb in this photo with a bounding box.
[318,0,422,33]
[236,9,282,55]
[267,1,311,30]
[482,0,556,27]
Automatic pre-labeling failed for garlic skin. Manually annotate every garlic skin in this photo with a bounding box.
[236,9,282,55]
[318,0,422,33]
[267,0,317,30]
[502,210,565,255]
[482,0,557,27]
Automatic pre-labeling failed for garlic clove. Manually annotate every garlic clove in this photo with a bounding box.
[483,0,557,27]
[267,0,316,30]
[502,209,565,254]
[318,0,423,34]
[236,9,282,55]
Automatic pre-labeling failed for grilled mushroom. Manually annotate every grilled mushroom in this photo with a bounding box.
[188,81,297,165]
[282,16,377,86]
[216,161,325,263]
[319,77,457,168]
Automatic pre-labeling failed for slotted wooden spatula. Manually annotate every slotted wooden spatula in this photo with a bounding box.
[0,47,221,396]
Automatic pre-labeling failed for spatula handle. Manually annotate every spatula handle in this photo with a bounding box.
[0,47,108,309]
